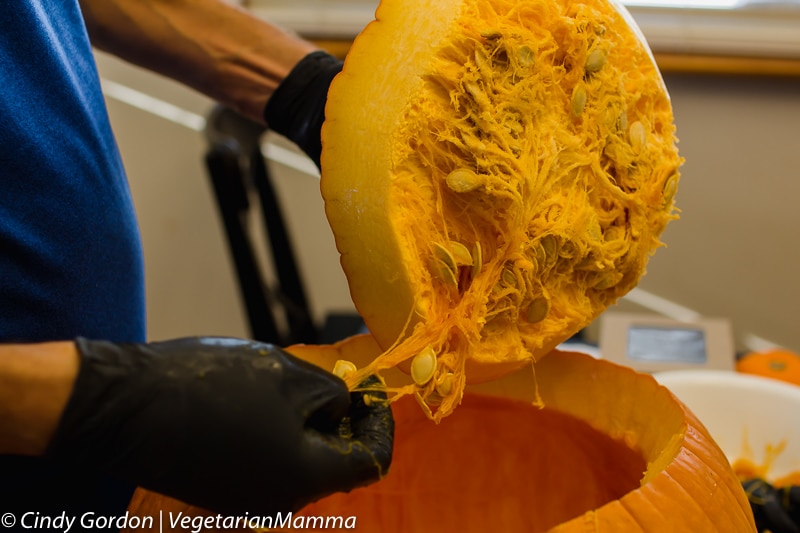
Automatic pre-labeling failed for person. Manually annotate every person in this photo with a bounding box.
[0,0,393,528]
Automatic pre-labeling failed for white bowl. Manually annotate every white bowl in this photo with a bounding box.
[655,369,800,483]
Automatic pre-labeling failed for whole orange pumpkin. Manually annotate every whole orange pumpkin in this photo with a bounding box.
[279,335,756,532]
[736,348,800,387]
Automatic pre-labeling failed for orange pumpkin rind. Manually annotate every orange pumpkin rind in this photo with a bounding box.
[281,336,756,532]
[321,0,683,419]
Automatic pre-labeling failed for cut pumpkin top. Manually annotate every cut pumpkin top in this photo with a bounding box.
[321,0,682,420]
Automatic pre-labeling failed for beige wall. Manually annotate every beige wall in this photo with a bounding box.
[96,53,800,354]
[636,73,800,353]
[97,52,354,342]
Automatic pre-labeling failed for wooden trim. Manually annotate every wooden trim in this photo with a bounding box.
[654,53,800,78]
[312,39,800,78]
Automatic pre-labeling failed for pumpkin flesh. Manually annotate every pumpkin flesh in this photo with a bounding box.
[278,337,756,532]
[321,0,682,418]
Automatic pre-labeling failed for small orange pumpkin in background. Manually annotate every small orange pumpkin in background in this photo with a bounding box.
[736,348,800,387]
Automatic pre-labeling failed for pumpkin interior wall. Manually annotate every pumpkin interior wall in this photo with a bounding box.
[289,395,646,532]
[322,0,683,415]
[387,0,679,362]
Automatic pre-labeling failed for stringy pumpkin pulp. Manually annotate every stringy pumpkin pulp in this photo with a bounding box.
[321,0,682,420]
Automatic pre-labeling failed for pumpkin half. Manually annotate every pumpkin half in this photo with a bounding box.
[321,0,682,417]
[278,335,755,532]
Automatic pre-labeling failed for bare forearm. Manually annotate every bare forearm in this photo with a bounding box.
[79,0,318,121]
[0,342,79,455]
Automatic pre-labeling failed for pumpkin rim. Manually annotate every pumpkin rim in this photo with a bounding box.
[287,335,756,531]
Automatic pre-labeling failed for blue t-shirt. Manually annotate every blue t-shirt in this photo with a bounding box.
[1,0,145,524]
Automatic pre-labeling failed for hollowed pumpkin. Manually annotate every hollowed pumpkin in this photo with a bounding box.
[279,335,756,532]
[321,0,683,417]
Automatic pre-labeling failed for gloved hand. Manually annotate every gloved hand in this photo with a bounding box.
[743,478,800,533]
[264,50,343,169]
[45,337,393,516]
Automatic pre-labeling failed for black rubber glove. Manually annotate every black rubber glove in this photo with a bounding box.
[743,478,800,533]
[264,50,343,169]
[45,337,393,516]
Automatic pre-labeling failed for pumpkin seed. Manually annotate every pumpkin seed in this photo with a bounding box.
[540,235,559,268]
[431,257,459,289]
[426,392,443,406]
[432,242,457,273]
[411,346,437,386]
[435,372,454,397]
[474,47,490,73]
[479,28,502,40]
[603,105,619,129]
[491,281,505,295]
[585,48,607,74]
[413,390,434,418]
[463,135,487,155]
[464,81,490,109]
[617,110,629,132]
[445,168,483,193]
[471,241,483,278]
[449,241,473,266]
[629,121,647,154]
[524,248,542,276]
[517,45,535,68]
[571,84,587,117]
[663,173,679,208]
[525,296,550,323]
[532,242,546,269]
[593,271,623,290]
[482,315,509,335]
[501,267,518,288]
[332,359,357,379]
